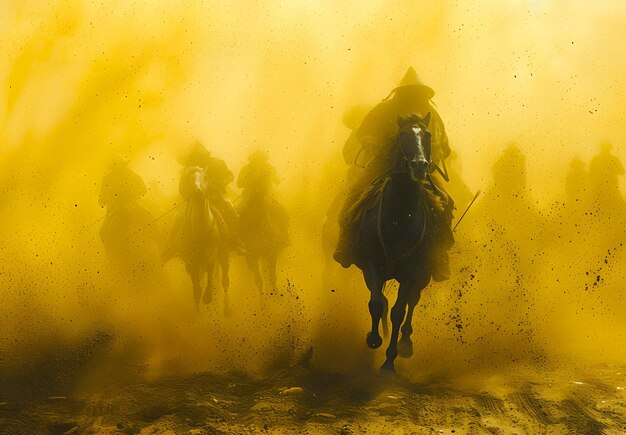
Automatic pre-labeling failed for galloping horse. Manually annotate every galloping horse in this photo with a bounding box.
[352,112,443,372]
[237,194,289,297]
[165,166,231,312]
[99,161,163,284]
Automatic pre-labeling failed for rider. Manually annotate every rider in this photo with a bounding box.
[99,156,151,238]
[333,67,455,281]
[99,156,148,210]
[99,156,154,268]
[177,141,244,254]
[237,150,290,248]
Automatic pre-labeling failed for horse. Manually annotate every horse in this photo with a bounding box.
[99,164,163,284]
[165,167,231,313]
[237,193,289,298]
[100,199,159,281]
[350,112,443,372]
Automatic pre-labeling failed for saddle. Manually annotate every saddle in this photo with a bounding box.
[345,174,454,263]
[347,177,388,227]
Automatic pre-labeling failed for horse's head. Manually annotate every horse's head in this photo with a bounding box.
[191,166,209,195]
[396,112,432,181]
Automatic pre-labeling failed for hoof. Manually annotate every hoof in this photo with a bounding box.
[397,338,413,358]
[366,332,383,349]
[380,360,396,373]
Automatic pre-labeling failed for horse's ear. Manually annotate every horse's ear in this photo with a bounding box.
[423,112,431,127]
[397,115,405,127]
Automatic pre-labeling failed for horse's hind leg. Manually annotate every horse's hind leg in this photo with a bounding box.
[363,268,385,350]
[247,255,264,298]
[189,267,202,312]
[398,289,422,358]
[220,255,232,316]
[266,254,278,292]
[381,293,389,338]
[203,261,215,305]
[381,283,409,372]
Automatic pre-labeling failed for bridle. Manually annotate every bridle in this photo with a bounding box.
[396,120,431,182]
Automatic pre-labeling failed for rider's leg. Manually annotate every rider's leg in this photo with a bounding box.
[431,202,455,282]
[272,199,291,247]
[247,255,264,296]
[214,197,246,254]
[333,188,362,268]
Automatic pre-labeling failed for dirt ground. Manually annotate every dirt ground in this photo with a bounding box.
[2,359,625,434]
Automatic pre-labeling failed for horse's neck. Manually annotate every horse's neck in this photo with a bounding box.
[388,170,413,190]
[190,191,213,218]
[390,152,409,175]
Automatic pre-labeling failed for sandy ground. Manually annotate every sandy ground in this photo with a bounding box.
[2,359,625,434]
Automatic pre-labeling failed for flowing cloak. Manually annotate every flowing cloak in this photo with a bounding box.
[352,98,451,188]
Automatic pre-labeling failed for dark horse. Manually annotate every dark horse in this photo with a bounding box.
[352,112,442,372]
[237,194,289,298]
[164,167,231,313]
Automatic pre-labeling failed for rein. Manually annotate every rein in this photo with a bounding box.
[376,175,428,263]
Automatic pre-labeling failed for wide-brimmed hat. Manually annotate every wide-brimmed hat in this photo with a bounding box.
[384,67,435,101]
[177,140,212,167]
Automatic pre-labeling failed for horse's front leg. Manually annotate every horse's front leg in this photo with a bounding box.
[220,254,232,316]
[188,266,202,312]
[266,254,278,293]
[363,268,385,349]
[381,283,409,372]
[247,255,264,298]
[203,260,215,305]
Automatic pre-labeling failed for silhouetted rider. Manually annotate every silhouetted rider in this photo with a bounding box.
[334,67,454,281]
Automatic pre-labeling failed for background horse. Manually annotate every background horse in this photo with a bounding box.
[165,167,231,312]
[237,194,289,298]
[352,112,441,372]
[99,162,163,284]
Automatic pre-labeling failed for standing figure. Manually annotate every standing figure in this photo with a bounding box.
[588,141,626,248]
[589,142,626,214]
[237,150,290,297]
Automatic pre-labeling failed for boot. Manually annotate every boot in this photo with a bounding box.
[431,249,450,282]
[333,226,353,268]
